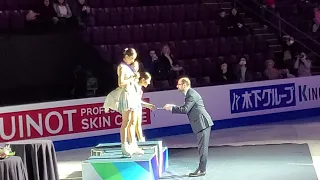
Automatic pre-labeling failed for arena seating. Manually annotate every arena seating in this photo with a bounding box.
[80,0,284,91]
[0,0,286,92]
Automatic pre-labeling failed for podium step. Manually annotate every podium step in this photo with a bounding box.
[82,148,158,180]
[82,141,168,180]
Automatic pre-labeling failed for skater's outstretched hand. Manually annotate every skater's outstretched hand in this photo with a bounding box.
[149,104,156,111]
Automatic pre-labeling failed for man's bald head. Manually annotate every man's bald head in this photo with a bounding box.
[178,77,191,87]
[177,77,191,93]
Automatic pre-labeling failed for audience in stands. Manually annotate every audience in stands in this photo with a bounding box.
[228,8,246,36]
[158,45,183,79]
[72,0,90,28]
[280,0,319,35]
[26,10,40,27]
[71,67,99,98]
[216,10,229,37]
[2,0,319,106]
[264,59,282,80]
[281,68,295,78]
[234,57,253,83]
[144,49,160,77]
[26,0,58,32]
[85,71,98,97]
[216,62,235,84]
[53,0,73,26]
[25,0,87,32]
[294,52,312,77]
[281,35,298,70]
[312,5,320,33]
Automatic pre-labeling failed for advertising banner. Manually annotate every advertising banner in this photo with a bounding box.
[1,76,320,144]
[0,101,151,142]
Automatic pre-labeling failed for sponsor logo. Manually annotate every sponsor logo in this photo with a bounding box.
[0,99,151,142]
[230,84,296,113]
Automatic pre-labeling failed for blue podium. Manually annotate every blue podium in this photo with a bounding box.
[82,141,169,180]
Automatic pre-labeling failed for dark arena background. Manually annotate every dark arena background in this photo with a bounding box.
[0,32,116,106]
[1,0,320,180]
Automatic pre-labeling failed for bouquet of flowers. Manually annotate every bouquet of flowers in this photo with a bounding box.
[0,145,15,159]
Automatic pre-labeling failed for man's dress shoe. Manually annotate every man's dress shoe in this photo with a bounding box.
[189,170,206,177]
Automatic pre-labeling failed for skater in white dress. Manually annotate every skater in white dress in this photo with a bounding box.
[116,48,142,157]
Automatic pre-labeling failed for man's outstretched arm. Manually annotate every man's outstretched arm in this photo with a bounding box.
[165,95,195,114]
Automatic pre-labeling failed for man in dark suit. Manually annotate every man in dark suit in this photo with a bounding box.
[163,77,214,177]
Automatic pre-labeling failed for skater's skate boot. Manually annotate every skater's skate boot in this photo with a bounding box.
[121,142,133,157]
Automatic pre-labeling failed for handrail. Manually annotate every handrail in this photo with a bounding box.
[236,0,320,59]
[267,1,320,47]
[278,12,281,37]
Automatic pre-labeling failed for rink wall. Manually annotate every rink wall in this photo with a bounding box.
[1,76,320,151]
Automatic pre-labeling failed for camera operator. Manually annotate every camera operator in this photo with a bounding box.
[294,52,312,77]
[281,35,298,70]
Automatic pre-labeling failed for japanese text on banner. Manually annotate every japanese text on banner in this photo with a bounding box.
[230,83,296,113]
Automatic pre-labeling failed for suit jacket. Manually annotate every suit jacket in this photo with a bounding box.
[172,88,214,134]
